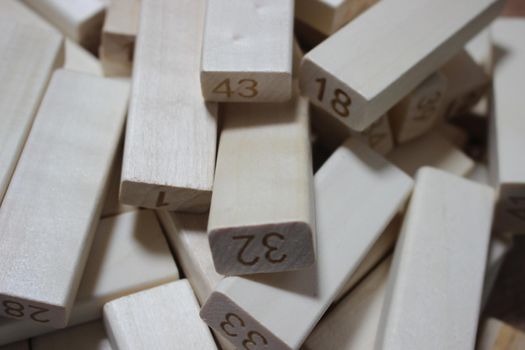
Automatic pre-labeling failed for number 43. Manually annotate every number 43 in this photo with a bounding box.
[212,78,258,98]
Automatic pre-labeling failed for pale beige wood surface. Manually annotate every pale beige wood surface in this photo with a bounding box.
[65,39,103,76]
[120,0,217,213]
[104,280,217,350]
[300,0,505,131]
[32,321,112,350]
[200,0,294,102]
[478,319,525,350]
[0,210,179,345]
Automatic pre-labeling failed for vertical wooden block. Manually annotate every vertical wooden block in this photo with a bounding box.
[32,321,112,350]
[375,168,494,350]
[103,280,217,350]
[120,0,218,213]
[389,72,448,144]
[299,0,505,131]
[200,0,294,102]
[200,138,413,350]
[478,319,525,350]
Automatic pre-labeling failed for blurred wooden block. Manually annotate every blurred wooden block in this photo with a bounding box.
[21,0,106,52]
[200,0,293,102]
[0,342,29,350]
[350,114,395,155]
[466,29,493,75]
[32,321,112,350]
[387,131,475,178]
[0,20,63,204]
[483,237,511,307]
[200,139,413,350]
[208,91,315,275]
[100,0,140,76]
[437,122,469,148]
[489,19,525,234]
[478,319,525,350]
[0,70,128,328]
[104,280,217,350]
[299,0,505,131]
[305,257,392,350]
[120,0,217,213]
[65,39,103,76]
[469,163,491,185]
[0,210,179,345]
[376,168,494,350]
[389,72,448,144]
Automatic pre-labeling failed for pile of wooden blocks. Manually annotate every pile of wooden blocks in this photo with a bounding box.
[0,0,524,349]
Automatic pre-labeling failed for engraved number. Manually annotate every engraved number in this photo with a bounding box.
[220,312,245,337]
[212,79,258,98]
[2,300,50,323]
[263,233,287,264]
[243,330,268,350]
[238,79,258,98]
[315,78,351,118]
[233,233,286,266]
[233,236,260,266]
[29,305,51,323]
[220,313,268,349]
[414,91,442,121]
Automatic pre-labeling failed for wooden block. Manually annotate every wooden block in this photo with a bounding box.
[99,0,140,76]
[299,0,505,132]
[120,0,217,213]
[208,89,315,275]
[200,0,293,102]
[489,19,525,234]
[200,138,413,350]
[469,163,491,186]
[304,257,392,350]
[21,0,106,52]
[32,321,112,350]
[437,122,469,148]
[0,342,29,350]
[478,318,525,350]
[0,70,128,328]
[386,131,475,178]
[483,237,511,307]
[0,210,179,345]
[104,280,217,350]
[65,39,103,76]
[0,21,63,204]
[466,28,493,75]
[389,72,448,144]
[350,114,395,155]
[375,168,494,350]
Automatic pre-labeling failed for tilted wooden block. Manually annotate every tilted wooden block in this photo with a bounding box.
[32,321,112,350]
[200,138,413,350]
[104,280,217,350]
[299,0,505,131]
[375,168,494,350]
[389,72,448,144]
[466,28,493,75]
[350,114,395,155]
[200,0,294,102]
[0,210,179,345]
[120,0,217,213]
[489,19,525,234]
[64,39,104,76]
[478,318,525,350]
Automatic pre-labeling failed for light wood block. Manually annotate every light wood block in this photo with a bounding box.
[100,0,140,76]
[489,19,525,234]
[469,163,491,186]
[32,321,112,350]
[104,280,217,350]
[375,168,494,350]
[21,0,106,51]
[0,210,179,345]
[386,131,475,178]
[350,114,395,155]
[466,28,493,75]
[0,70,128,328]
[120,0,217,213]
[389,72,448,144]
[208,89,315,275]
[299,0,505,132]
[200,0,294,102]
[478,319,525,350]
[0,342,29,350]
[200,138,413,350]
[65,39,103,76]
[304,257,392,350]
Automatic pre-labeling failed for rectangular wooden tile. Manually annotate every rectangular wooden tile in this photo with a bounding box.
[32,321,112,350]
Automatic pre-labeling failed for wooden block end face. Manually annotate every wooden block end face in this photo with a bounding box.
[200,291,291,350]
[200,71,292,102]
[493,184,525,234]
[0,295,65,329]
[119,181,211,213]
[209,222,315,275]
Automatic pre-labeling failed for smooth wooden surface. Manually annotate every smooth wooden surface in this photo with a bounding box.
[0,70,128,328]
[201,0,293,102]
[350,114,395,155]
[375,168,494,350]
[466,29,493,75]
[201,138,413,350]
[104,280,217,350]
[208,89,315,275]
[389,72,448,144]
[478,319,525,350]
[32,321,112,350]
[120,0,217,213]
[0,210,179,345]
[300,0,505,131]
[0,20,63,204]
[489,19,525,234]
[65,39,104,76]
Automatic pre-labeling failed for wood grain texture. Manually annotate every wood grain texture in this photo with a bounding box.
[208,89,315,275]
[104,280,217,350]
[478,319,525,350]
[200,0,294,102]
[489,19,525,234]
[375,168,494,350]
[32,321,112,350]
[0,210,179,345]
[120,0,217,213]
[200,138,413,350]
[389,72,448,144]
[299,0,505,131]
